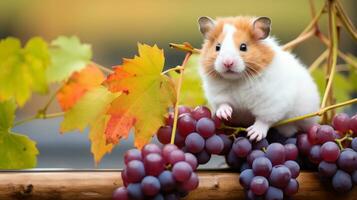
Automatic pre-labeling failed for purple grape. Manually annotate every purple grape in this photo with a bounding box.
[212,115,222,128]
[113,187,128,200]
[162,144,178,163]
[172,161,193,182]
[352,138,357,151]
[266,143,286,166]
[337,149,357,173]
[297,134,313,155]
[308,124,320,144]
[142,143,162,158]
[196,117,216,139]
[185,132,205,153]
[158,170,176,193]
[246,190,264,200]
[247,150,265,167]
[178,105,192,115]
[250,176,269,195]
[195,150,211,165]
[226,149,241,169]
[284,144,298,161]
[180,173,199,191]
[332,113,350,133]
[149,194,164,200]
[332,170,353,193]
[316,125,335,144]
[233,137,252,158]
[191,106,211,120]
[252,138,269,150]
[168,149,185,165]
[141,176,161,196]
[320,141,340,162]
[308,145,322,164]
[350,114,357,133]
[127,183,144,200]
[318,161,337,178]
[157,126,172,144]
[218,134,233,155]
[121,168,129,186]
[174,133,185,148]
[284,160,300,178]
[144,153,164,176]
[165,112,174,126]
[177,114,196,137]
[284,179,299,196]
[265,186,283,200]
[205,135,224,154]
[124,149,142,165]
[126,160,145,183]
[184,153,198,170]
[352,171,357,184]
[284,137,297,145]
[239,169,254,189]
[252,157,272,177]
[269,165,291,188]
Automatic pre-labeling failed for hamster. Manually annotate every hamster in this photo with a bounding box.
[197,16,320,141]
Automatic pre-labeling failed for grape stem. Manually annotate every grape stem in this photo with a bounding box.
[334,131,353,150]
[14,112,64,127]
[170,52,192,144]
[161,66,184,75]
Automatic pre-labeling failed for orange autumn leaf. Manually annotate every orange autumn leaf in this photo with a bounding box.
[104,43,176,148]
[57,64,105,111]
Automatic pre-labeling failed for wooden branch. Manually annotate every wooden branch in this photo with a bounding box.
[0,171,356,200]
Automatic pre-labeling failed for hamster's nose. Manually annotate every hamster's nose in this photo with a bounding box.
[223,59,234,69]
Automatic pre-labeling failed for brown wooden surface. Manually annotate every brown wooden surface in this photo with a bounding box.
[0,170,356,200]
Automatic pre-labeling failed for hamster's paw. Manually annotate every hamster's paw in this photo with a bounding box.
[247,121,269,142]
[216,104,233,120]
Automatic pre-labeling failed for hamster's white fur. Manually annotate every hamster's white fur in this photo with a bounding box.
[200,35,320,141]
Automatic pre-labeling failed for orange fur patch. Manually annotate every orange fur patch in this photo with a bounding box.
[200,16,275,78]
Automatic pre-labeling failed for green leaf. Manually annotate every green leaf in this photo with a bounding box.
[60,86,120,132]
[0,100,16,131]
[169,54,207,106]
[47,36,92,82]
[0,37,50,106]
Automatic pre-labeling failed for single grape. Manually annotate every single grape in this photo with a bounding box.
[205,135,224,154]
[320,141,340,162]
[162,144,178,163]
[332,170,353,193]
[178,105,192,115]
[308,145,322,164]
[316,125,335,144]
[144,153,165,176]
[351,138,357,151]
[239,169,254,189]
[252,138,269,150]
[350,114,357,133]
[226,149,243,169]
[174,133,185,148]
[184,153,198,170]
[126,160,145,183]
[185,132,205,153]
[113,187,128,200]
[265,186,283,200]
[168,149,185,165]
[142,144,162,158]
[269,165,291,188]
[127,183,144,200]
[266,143,286,166]
[177,114,196,137]
[195,150,211,165]
[308,124,320,144]
[218,134,233,155]
[232,137,252,158]
[332,113,350,133]
[180,173,199,191]
[124,149,142,165]
[172,161,193,182]
[246,190,264,200]
[157,126,172,144]
[284,137,297,145]
[284,179,299,196]
[212,115,222,128]
[191,106,211,120]
[252,157,272,177]
[318,161,337,178]
[141,176,161,196]
[121,168,129,186]
[337,149,357,173]
[247,150,265,167]
[284,160,300,178]
[297,134,313,155]
[250,176,269,195]
[196,117,216,139]
[284,144,298,161]
[158,170,176,193]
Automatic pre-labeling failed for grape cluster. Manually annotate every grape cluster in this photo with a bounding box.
[157,106,230,165]
[113,144,199,200]
[297,113,357,193]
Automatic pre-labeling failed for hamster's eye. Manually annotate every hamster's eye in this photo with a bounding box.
[215,43,221,51]
[240,43,247,51]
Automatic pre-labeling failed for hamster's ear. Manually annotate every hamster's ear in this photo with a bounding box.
[253,17,271,40]
[198,16,215,38]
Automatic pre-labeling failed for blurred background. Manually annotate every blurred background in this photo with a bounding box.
[1,0,356,169]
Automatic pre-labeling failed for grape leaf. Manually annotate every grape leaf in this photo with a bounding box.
[57,64,105,111]
[0,100,39,169]
[104,44,176,148]
[47,36,92,82]
[0,37,50,106]
[169,54,207,106]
